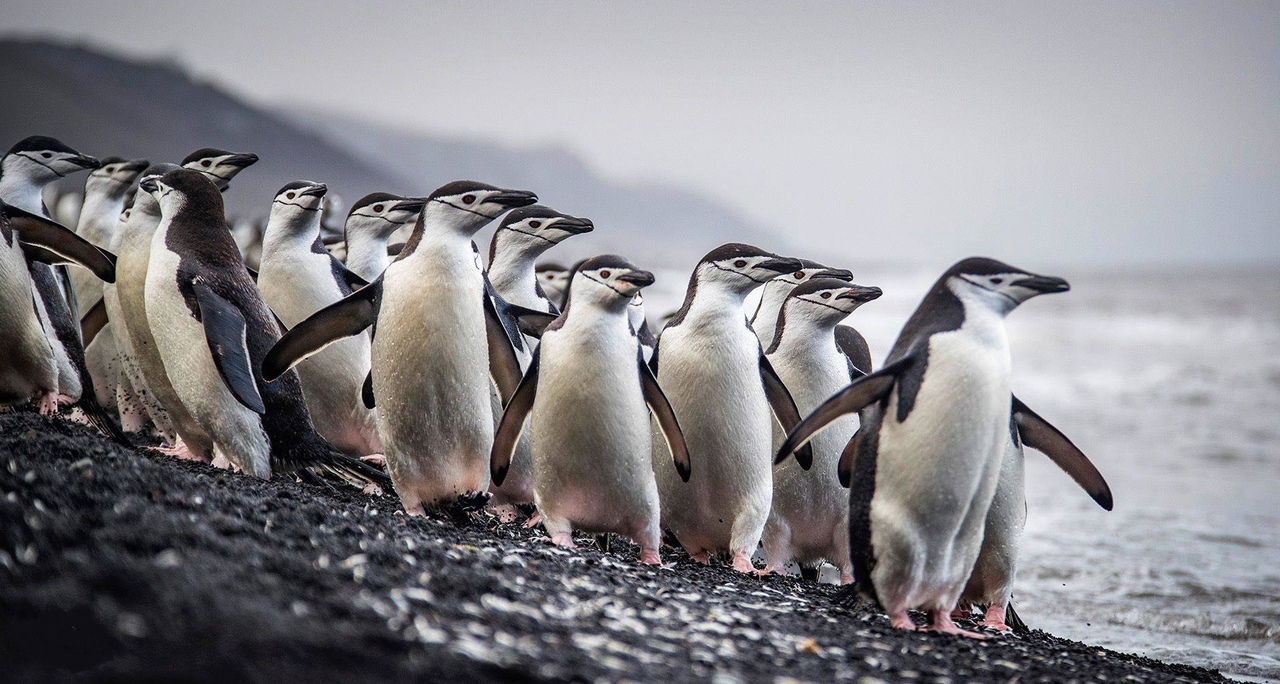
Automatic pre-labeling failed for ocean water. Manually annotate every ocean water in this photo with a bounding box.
[641,264,1280,680]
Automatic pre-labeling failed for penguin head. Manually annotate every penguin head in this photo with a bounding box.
[695,243,805,295]
[782,278,883,328]
[945,257,1070,314]
[87,157,150,197]
[759,258,854,307]
[421,181,538,236]
[345,193,424,241]
[127,163,183,216]
[139,168,223,220]
[570,255,656,312]
[490,205,594,261]
[3,136,100,184]
[269,180,328,230]
[535,262,570,296]
[181,148,259,191]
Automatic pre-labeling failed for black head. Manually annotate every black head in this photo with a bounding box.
[3,135,100,180]
[182,148,259,190]
[490,204,593,261]
[272,180,328,211]
[419,180,538,236]
[570,254,655,310]
[942,257,1070,313]
[694,243,805,292]
[140,168,225,219]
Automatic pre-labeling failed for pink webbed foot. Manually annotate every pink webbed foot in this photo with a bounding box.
[550,532,577,549]
[37,393,59,416]
[924,609,987,639]
[839,570,855,585]
[360,454,386,467]
[489,504,520,524]
[889,610,917,631]
[951,603,974,622]
[639,547,662,565]
[689,550,711,565]
[154,440,203,461]
[731,551,762,575]
[978,603,1011,633]
[524,512,543,529]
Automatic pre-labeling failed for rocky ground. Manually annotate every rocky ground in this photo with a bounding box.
[0,412,1230,683]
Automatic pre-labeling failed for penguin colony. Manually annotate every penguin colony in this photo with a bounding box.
[1,134,1114,638]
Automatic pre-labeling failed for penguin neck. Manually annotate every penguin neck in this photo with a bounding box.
[77,186,128,244]
[684,281,754,330]
[487,246,545,310]
[771,313,841,359]
[115,197,162,248]
[344,228,391,281]
[396,223,475,272]
[0,167,49,215]
[262,210,321,260]
[751,280,791,325]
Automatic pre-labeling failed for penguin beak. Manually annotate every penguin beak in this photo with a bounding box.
[616,270,656,287]
[72,154,101,170]
[817,267,854,281]
[300,183,328,198]
[122,159,151,173]
[486,190,539,208]
[1011,274,1070,294]
[223,153,259,169]
[554,216,594,234]
[758,257,805,273]
[394,198,427,213]
[837,284,883,302]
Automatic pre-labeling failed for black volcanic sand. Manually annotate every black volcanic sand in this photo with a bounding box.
[1,413,1227,684]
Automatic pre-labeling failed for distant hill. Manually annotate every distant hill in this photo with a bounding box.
[0,38,778,263]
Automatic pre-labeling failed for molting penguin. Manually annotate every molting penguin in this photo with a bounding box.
[777,257,1110,636]
[491,255,690,563]
[342,193,425,281]
[257,180,381,458]
[263,180,538,513]
[761,278,882,583]
[650,243,811,573]
[140,168,387,488]
[749,259,853,349]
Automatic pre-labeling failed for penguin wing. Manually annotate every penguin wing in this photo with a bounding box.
[837,431,859,488]
[1012,395,1114,511]
[760,353,815,470]
[491,349,540,486]
[636,319,658,349]
[835,325,874,376]
[361,370,375,409]
[639,352,691,481]
[245,265,258,282]
[330,254,369,292]
[776,356,912,464]
[80,296,109,347]
[483,288,526,404]
[3,204,117,283]
[192,279,266,414]
[387,242,405,257]
[262,276,381,381]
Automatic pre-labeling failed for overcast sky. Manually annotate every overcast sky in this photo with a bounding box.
[7,1,1279,266]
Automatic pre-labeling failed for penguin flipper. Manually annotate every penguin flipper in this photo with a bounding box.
[760,353,814,470]
[331,254,369,292]
[263,277,381,381]
[3,204,117,282]
[638,352,691,481]
[776,356,911,463]
[192,280,265,414]
[1012,395,1114,511]
[837,430,859,488]
[361,371,375,409]
[483,288,526,404]
[80,296,109,347]
[509,305,558,339]
[835,325,873,376]
[491,350,540,486]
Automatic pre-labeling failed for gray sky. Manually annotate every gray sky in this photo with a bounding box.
[7,0,1279,266]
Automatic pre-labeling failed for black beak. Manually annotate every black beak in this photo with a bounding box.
[837,284,883,302]
[759,256,805,273]
[224,153,259,169]
[73,154,101,170]
[616,270,656,287]
[555,216,594,234]
[139,178,159,194]
[300,183,328,198]
[1012,274,1070,294]
[487,190,538,208]
[818,267,854,280]
[394,197,427,213]
[122,159,151,173]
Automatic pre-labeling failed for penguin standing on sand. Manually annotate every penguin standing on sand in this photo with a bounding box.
[651,243,812,573]
[491,255,690,563]
[777,257,1111,636]
[760,278,882,582]
[139,168,386,488]
[749,259,852,349]
[257,180,381,458]
[263,181,538,513]
[342,193,425,281]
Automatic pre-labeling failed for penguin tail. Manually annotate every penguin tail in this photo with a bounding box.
[312,451,393,492]
[1006,602,1030,635]
[73,393,132,447]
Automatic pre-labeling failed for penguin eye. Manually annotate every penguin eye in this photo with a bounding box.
[795,271,805,279]
[821,292,832,299]
[41,152,52,159]
[462,195,476,205]
[990,278,1003,285]
[734,260,748,268]
[286,192,296,200]
[529,220,542,229]
[201,160,211,167]
[599,270,611,279]
[373,204,384,212]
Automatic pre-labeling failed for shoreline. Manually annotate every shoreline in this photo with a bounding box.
[0,412,1231,683]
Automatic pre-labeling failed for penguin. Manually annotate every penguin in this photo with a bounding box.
[650,243,812,573]
[0,136,125,442]
[955,398,1113,633]
[749,259,853,349]
[535,262,571,310]
[760,278,882,583]
[262,180,539,513]
[490,255,690,562]
[139,168,388,488]
[257,180,381,458]
[180,149,259,192]
[776,257,1113,636]
[0,201,116,409]
[342,193,426,281]
[486,206,594,313]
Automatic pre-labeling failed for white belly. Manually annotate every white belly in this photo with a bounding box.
[0,240,56,404]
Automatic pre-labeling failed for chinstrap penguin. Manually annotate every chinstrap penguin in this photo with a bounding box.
[342,193,425,281]
[749,259,853,350]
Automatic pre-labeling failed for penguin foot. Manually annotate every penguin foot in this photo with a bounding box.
[951,604,974,621]
[550,532,577,549]
[360,454,386,467]
[689,550,711,565]
[37,393,59,416]
[489,504,521,524]
[639,548,662,565]
[731,552,760,575]
[453,490,492,512]
[210,453,233,470]
[977,604,1011,633]
[839,570,855,585]
[155,440,202,461]
[924,609,987,639]
[889,611,918,631]
[524,512,543,529]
